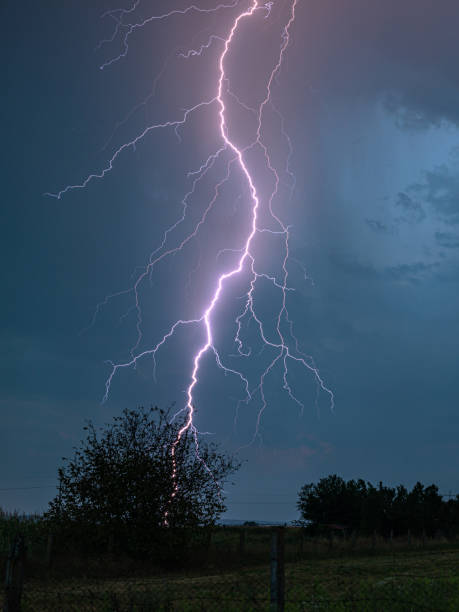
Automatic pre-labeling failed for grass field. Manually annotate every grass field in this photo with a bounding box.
[13,539,459,610]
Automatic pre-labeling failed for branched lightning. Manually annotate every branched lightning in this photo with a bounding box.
[49,0,334,516]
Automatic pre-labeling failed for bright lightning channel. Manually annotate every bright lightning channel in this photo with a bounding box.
[47,0,334,510]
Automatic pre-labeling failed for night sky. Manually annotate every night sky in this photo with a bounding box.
[4,0,459,522]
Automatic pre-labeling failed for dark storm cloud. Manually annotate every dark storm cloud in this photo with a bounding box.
[394,192,426,224]
[330,257,379,281]
[384,262,440,284]
[365,219,392,234]
[383,84,459,131]
[408,165,459,225]
[383,94,442,131]
[5,0,459,521]
[303,1,459,129]
[436,231,459,249]
[333,256,440,286]
[371,2,459,129]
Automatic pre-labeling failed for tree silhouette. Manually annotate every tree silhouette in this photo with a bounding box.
[46,406,240,558]
[298,474,456,537]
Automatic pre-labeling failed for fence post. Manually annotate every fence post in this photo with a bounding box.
[4,534,25,612]
[270,527,285,612]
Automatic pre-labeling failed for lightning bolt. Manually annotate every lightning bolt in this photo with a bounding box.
[48,0,334,518]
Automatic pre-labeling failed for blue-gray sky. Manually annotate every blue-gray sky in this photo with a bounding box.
[3,0,459,522]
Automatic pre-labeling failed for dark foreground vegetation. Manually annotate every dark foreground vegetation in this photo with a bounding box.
[2,407,459,609]
[2,514,459,610]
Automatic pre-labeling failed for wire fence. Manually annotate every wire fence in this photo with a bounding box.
[13,570,459,611]
[2,528,459,610]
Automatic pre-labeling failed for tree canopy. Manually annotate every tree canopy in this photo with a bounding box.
[298,474,459,536]
[46,406,240,557]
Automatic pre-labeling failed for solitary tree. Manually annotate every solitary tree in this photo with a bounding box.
[46,406,240,558]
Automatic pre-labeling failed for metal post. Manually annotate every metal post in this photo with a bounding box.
[270,527,285,611]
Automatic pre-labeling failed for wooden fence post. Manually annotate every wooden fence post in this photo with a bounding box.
[4,534,25,612]
[270,527,285,611]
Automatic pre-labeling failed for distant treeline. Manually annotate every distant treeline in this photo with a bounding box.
[298,475,459,537]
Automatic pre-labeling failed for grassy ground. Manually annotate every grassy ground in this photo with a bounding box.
[12,541,459,611]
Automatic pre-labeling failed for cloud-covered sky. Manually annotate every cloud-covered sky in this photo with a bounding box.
[3,0,459,521]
